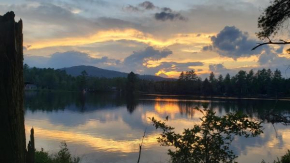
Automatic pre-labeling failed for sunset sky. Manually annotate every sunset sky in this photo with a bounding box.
[2,0,290,78]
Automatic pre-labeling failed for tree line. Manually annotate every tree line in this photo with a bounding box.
[24,64,290,97]
[139,69,290,97]
[24,64,127,92]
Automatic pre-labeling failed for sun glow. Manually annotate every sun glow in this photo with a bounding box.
[155,70,181,78]
[26,29,214,50]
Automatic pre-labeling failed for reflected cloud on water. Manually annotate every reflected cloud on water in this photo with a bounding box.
[24,92,290,162]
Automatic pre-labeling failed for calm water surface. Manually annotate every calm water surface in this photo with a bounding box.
[24,92,290,163]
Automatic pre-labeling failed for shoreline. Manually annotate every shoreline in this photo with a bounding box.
[141,93,290,101]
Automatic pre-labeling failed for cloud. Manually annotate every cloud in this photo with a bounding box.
[123,1,186,22]
[26,28,212,50]
[24,48,204,77]
[158,62,203,71]
[203,26,269,59]
[208,64,235,76]
[124,5,140,12]
[276,46,284,54]
[122,46,204,75]
[155,7,187,21]
[123,46,172,68]
[258,51,290,71]
[124,1,155,12]
[152,62,204,77]
[24,51,118,69]
[139,1,155,10]
[0,3,99,42]
[155,12,186,21]
[209,64,228,72]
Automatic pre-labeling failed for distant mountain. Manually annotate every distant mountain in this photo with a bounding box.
[61,65,174,81]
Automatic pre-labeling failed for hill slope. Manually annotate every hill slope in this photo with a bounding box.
[61,65,173,81]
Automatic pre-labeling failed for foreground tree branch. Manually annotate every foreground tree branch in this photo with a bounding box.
[252,40,290,50]
[253,0,290,51]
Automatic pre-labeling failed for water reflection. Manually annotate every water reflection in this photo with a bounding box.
[24,92,290,163]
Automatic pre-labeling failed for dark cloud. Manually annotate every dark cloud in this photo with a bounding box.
[154,7,187,21]
[208,64,235,77]
[162,7,172,12]
[202,45,212,51]
[121,46,203,74]
[155,12,187,21]
[139,1,155,10]
[203,26,269,59]
[258,52,276,65]
[123,1,186,22]
[209,64,228,72]
[124,1,155,12]
[123,46,172,67]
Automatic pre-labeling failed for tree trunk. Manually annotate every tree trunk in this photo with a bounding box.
[0,11,26,163]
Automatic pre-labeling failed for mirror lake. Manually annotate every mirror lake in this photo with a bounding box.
[24,92,290,163]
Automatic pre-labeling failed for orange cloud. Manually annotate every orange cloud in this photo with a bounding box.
[155,70,181,78]
[27,29,214,50]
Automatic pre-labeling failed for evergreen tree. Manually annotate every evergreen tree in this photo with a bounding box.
[224,73,231,95]
[179,71,185,81]
[126,72,138,94]
[217,74,224,94]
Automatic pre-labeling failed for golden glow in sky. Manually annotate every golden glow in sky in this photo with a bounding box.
[26,29,214,50]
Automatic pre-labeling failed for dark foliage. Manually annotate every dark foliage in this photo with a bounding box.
[257,0,290,39]
[253,0,290,51]
[35,142,80,163]
[24,64,127,92]
[151,108,263,163]
[141,69,289,97]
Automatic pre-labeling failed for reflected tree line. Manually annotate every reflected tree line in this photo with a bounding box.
[25,91,290,119]
[25,92,290,162]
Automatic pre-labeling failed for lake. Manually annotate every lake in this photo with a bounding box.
[24,92,290,163]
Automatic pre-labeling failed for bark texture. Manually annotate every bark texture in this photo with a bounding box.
[0,11,26,163]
